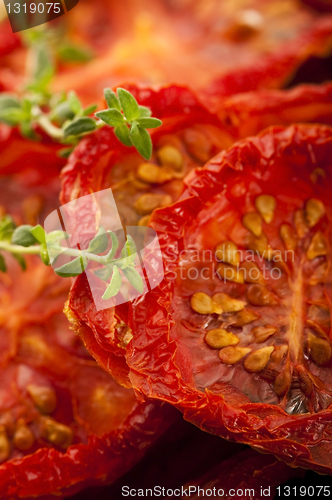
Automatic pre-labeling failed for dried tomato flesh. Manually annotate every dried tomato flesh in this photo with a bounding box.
[98,420,303,500]
[0,160,176,499]
[187,448,304,500]
[62,84,234,385]
[63,84,332,393]
[126,124,332,474]
[53,0,332,103]
[0,257,176,499]
[214,81,332,141]
[2,0,332,99]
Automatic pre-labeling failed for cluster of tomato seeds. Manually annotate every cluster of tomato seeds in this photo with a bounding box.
[190,192,331,414]
[101,128,229,227]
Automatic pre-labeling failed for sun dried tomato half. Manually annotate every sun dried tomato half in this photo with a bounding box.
[91,420,304,500]
[123,124,332,474]
[63,84,332,392]
[3,0,332,101]
[61,84,235,385]
[0,144,176,498]
[215,81,332,141]
[0,126,66,226]
[52,0,332,103]
[185,448,304,500]
[0,253,176,499]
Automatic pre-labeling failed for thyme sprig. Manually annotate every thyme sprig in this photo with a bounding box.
[0,86,162,160]
[0,216,144,299]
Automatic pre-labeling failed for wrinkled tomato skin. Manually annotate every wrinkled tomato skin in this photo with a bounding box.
[62,83,332,394]
[0,150,178,499]
[61,84,232,386]
[0,127,65,178]
[216,82,332,140]
[68,274,132,387]
[0,399,174,499]
[126,124,332,474]
[53,0,332,103]
[60,84,229,204]
[188,448,304,500]
[203,16,332,99]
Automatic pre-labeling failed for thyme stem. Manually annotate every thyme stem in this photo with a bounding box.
[0,241,129,267]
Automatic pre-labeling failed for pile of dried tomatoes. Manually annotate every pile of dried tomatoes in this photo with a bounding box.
[1,0,332,498]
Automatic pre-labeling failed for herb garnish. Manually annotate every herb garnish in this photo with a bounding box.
[0,86,162,160]
[0,217,144,299]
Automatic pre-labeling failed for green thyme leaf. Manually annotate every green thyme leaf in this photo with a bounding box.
[55,254,88,278]
[0,253,6,273]
[40,243,50,266]
[104,88,121,111]
[136,117,162,129]
[105,231,119,262]
[12,253,26,271]
[138,105,152,118]
[0,94,21,111]
[94,264,114,281]
[63,117,97,137]
[19,121,35,139]
[120,235,137,268]
[83,104,98,116]
[95,109,124,127]
[88,227,109,254]
[11,225,38,247]
[117,88,139,121]
[0,216,16,242]
[57,43,93,63]
[114,124,132,147]
[121,234,137,258]
[46,230,68,243]
[68,91,82,116]
[30,225,46,244]
[51,101,75,124]
[0,108,26,126]
[102,265,122,299]
[58,147,74,158]
[21,98,32,115]
[28,44,54,93]
[122,266,144,294]
[129,122,152,160]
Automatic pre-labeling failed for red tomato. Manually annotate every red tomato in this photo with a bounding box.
[211,82,332,138]
[54,0,332,103]
[0,140,177,499]
[3,0,332,100]
[91,419,304,500]
[0,21,21,57]
[124,124,332,474]
[63,84,332,397]
[185,448,304,500]
[61,84,234,386]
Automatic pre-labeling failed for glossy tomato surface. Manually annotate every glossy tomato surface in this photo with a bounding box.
[69,417,304,499]
[215,81,332,140]
[0,145,176,499]
[63,83,332,395]
[3,0,332,101]
[54,0,332,103]
[125,124,332,474]
[62,84,234,385]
